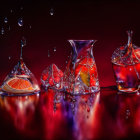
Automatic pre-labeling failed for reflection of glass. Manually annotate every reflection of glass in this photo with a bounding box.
[63,91,100,140]
[0,94,39,132]
[112,31,140,93]
[1,38,40,95]
[64,40,100,95]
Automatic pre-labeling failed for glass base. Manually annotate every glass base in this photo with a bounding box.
[0,88,40,96]
[117,87,138,93]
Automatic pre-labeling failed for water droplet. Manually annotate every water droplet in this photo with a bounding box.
[10,9,13,13]
[8,56,11,60]
[8,26,10,31]
[66,61,68,64]
[29,25,32,29]
[4,17,8,23]
[50,8,54,16]
[18,18,23,27]
[48,50,50,57]
[20,7,23,10]
[54,47,56,52]
[21,36,26,47]
[1,27,4,35]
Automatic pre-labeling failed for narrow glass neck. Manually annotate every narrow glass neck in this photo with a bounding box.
[127,30,133,46]
[68,40,96,55]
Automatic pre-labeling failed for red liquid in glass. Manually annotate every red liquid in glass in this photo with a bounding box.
[113,63,140,92]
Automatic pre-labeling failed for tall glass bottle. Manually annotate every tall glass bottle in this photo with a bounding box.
[63,40,100,95]
[112,30,140,93]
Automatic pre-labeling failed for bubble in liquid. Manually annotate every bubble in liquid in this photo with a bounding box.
[54,47,56,52]
[18,18,23,27]
[1,27,4,35]
[4,17,8,23]
[50,8,54,16]
[21,36,26,47]
[48,50,50,57]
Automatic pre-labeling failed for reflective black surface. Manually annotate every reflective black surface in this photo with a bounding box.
[0,87,140,140]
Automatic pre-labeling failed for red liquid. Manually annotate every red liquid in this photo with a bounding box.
[113,63,140,92]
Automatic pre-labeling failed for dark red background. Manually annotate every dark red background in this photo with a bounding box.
[0,0,140,87]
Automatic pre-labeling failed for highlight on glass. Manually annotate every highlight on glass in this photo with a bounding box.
[112,30,140,93]
[63,40,100,95]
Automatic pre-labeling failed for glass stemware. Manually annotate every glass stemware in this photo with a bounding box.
[0,38,40,95]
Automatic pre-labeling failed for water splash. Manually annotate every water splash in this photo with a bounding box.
[18,18,23,27]
[4,17,8,23]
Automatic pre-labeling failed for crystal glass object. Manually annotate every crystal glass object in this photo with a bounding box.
[1,39,40,95]
[41,64,63,90]
[63,40,100,95]
[112,30,140,93]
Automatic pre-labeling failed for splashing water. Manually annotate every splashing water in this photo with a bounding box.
[4,17,8,23]
[18,18,23,27]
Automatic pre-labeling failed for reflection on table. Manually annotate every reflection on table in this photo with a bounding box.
[0,86,140,140]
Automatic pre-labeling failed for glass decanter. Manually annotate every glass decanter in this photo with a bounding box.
[112,30,140,93]
[63,40,100,95]
[0,38,40,95]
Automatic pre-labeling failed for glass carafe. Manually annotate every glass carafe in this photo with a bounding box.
[112,30,140,93]
[63,40,100,95]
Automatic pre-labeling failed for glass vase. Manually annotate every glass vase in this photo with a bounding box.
[63,40,100,95]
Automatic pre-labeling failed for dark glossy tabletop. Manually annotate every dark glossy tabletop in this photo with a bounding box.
[0,87,140,140]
